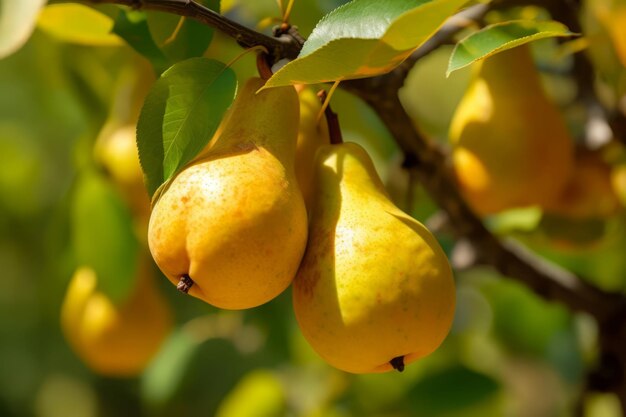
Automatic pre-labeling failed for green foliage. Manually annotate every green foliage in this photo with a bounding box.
[36,3,123,46]
[142,329,202,409]
[136,58,237,197]
[447,20,575,75]
[215,370,286,417]
[113,9,169,74]
[71,171,139,303]
[148,0,219,63]
[408,365,500,415]
[265,0,470,88]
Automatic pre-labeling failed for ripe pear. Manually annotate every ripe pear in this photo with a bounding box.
[544,150,620,219]
[449,44,574,215]
[612,163,626,207]
[94,123,151,239]
[148,78,308,310]
[293,142,455,374]
[61,259,172,376]
[295,86,330,211]
[599,3,626,68]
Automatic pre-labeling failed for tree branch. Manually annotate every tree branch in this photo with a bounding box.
[88,0,301,61]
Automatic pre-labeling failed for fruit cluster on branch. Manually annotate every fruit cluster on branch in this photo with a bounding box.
[73,0,626,410]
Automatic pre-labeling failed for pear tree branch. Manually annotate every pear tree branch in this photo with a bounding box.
[85,0,302,61]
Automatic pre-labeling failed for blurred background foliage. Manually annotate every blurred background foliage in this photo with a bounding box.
[1,0,626,416]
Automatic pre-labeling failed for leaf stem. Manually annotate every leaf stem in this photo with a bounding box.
[317,89,343,145]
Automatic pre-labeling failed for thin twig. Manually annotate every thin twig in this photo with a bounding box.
[87,0,301,61]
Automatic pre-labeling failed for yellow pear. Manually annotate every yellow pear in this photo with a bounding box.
[61,259,172,377]
[94,124,151,220]
[612,163,626,207]
[597,2,626,68]
[449,44,574,215]
[295,85,330,211]
[293,142,455,374]
[545,150,620,219]
[148,78,308,310]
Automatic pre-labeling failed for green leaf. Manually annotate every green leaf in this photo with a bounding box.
[113,9,169,74]
[137,58,236,197]
[481,278,570,357]
[0,0,46,58]
[147,0,219,63]
[71,171,139,304]
[408,365,500,414]
[36,3,123,46]
[142,329,200,408]
[215,370,285,417]
[447,20,575,75]
[264,0,469,88]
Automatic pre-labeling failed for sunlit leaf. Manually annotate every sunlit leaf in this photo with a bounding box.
[137,58,236,197]
[71,171,138,303]
[113,9,169,74]
[37,3,123,46]
[0,0,46,58]
[215,370,285,417]
[447,20,575,75]
[264,0,469,88]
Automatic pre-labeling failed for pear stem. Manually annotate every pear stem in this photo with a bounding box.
[177,274,194,294]
[390,356,405,372]
[317,90,343,145]
[256,52,273,80]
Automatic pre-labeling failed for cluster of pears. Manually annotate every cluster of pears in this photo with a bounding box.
[450,44,621,220]
[61,122,172,377]
[148,77,456,374]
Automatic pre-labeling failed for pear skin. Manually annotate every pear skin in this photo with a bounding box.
[612,163,626,208]
[293,142,455,374]
[148,78,308,310]
[94,124,151,241]
[295,86,330,211]
[544,150,620,219]
[449,44,574,215]
[61,260,172,377]
[601,5,626,68]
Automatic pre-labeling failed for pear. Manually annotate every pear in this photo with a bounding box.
[544,149,620,219]
[612,163,626,208]
[148,78,308,310]
[61,259,172,377]
[94,123,151,242]
[449,44,574,215]
[293,142,455,374]
[599,3,626,68]
[295,86,330,211]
